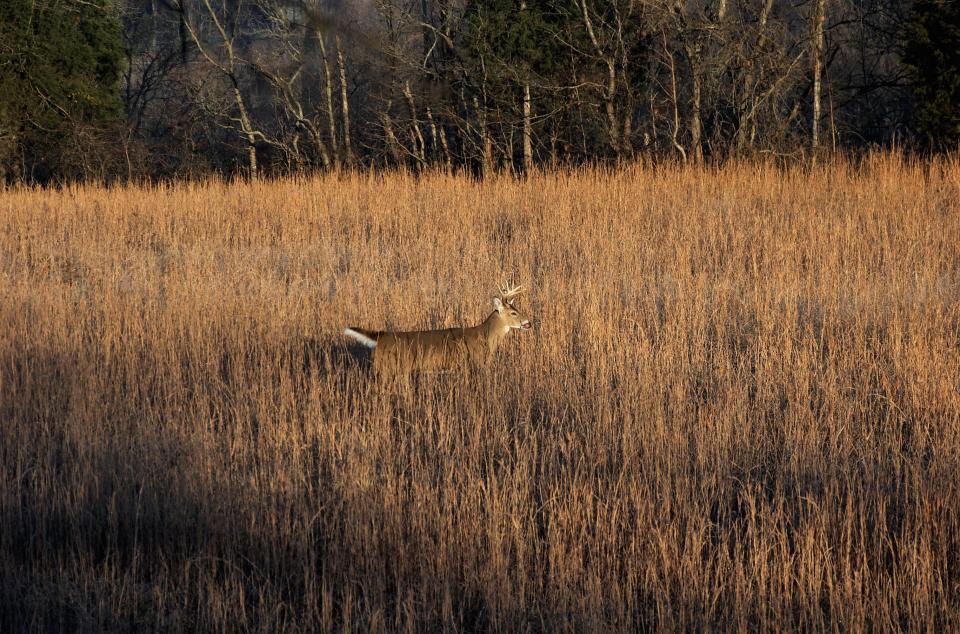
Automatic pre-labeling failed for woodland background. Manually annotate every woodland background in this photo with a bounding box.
[1,0,959,183]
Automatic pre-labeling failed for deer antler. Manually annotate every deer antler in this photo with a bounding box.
[498,281,524,303]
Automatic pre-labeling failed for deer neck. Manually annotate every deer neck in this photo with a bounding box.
[482,311,511,350]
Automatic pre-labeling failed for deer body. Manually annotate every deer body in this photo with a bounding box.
[344,285,531,374]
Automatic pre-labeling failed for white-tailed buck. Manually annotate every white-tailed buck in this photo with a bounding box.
[343,283,532,373]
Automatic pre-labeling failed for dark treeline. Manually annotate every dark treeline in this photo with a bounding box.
[1,0,958,183]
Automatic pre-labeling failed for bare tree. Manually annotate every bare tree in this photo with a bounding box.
[100,0,920,181]
[735,0,776,152]
[180,0,264,176]
[661,25,687,162]
[578,0,628,158]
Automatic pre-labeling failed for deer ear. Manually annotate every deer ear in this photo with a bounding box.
[492,297,504,313]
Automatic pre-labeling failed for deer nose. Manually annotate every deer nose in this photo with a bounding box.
[521,321,532,330]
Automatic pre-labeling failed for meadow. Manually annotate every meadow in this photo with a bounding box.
[1,155,959,631]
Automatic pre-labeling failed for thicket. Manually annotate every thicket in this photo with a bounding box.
[0,1,957,182]
[0,0,124,182]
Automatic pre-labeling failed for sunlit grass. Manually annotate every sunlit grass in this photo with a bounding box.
[2,154,959,631]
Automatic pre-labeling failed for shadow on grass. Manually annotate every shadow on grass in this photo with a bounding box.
[0,342,506,631]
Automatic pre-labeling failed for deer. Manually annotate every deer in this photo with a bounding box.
[343,283,532,374]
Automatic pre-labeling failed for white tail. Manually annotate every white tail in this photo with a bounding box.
[343,282,532,373]
[343,327,378,349]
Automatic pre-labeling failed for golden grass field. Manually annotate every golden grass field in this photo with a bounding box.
[2,155,959,631]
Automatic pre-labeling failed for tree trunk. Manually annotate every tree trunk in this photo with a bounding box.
[475,96,493,178]
[336,38,353,166]
[426,107,438,158]
[382,100,402,165]
[177,1,189,64]
[317,35,339,167]
[579,0,621,157]
[438,123,452,169]
[686,48,703,163]
[426,106,452,168]
[737,0,774,152]
[149,0,158,52]
[812,0,827,153]
[522,83,533,173]
[232,80,258,177]
[421,0,432,64]
[663,29,687,162]
[182,0,263,177]
[690,70,702,162]
[306,121,332,170]
[403,81,426,166]
[604,62,620,157]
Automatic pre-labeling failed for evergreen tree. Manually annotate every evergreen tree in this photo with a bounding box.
[0,0,124,182]
[458,1,648,164]
[904,0,960,149]
[459,0,573,167]
[460,0,562,88]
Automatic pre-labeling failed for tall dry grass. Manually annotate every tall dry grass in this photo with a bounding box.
[1,155,959,631]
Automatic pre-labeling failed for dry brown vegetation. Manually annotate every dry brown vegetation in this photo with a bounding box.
[2,155,959,631]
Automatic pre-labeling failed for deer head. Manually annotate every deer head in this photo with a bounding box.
[493,282,532,331]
